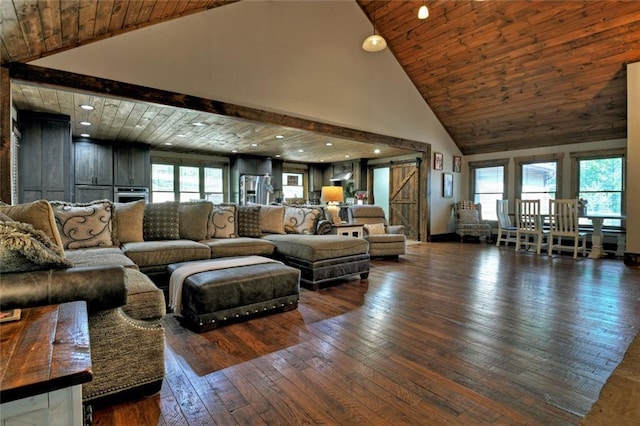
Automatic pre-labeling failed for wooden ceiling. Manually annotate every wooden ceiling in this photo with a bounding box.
[3,0,640,156]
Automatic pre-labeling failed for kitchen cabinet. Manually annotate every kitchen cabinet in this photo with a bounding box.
[271,159,283,190]
[18,111,72,202]
[309,164,327,191]
[74,141,113,186]
[74,185,114,203]
[114,145,150,187]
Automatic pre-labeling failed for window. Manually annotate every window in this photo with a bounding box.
[282,172,304,200]
[151,161,226,202]
[576,154,624,227]
[515,156,561,215]
[469,160,508,221]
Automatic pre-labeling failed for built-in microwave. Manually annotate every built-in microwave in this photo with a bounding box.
[114,187,149,203]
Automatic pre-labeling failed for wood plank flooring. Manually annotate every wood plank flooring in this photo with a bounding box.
[92,241,640,425]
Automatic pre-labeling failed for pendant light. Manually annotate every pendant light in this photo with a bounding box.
[362,1,387,53]
[418,1,429,20]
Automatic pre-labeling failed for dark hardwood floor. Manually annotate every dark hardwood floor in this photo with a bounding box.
[92,241,640,425]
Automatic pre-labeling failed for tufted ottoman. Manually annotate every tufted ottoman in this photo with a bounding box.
[167,257,300,332]
[263,234,370,290]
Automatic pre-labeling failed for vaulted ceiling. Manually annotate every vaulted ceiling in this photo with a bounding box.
[2,0,640,156]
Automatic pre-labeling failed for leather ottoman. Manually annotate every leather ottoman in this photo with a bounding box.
[167,258,300,332]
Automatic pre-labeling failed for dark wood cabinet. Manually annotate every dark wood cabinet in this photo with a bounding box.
[74,185,113,203]
[113,145,150,187]
[309,164,327,191]
[18,111,72,202]
[271,159,283,190]
[74,141,113,186]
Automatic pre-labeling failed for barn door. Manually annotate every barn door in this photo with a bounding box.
[389,162,419,240]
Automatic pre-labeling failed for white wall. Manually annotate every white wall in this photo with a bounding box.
[31,1,461,235]
[627,62,640,254]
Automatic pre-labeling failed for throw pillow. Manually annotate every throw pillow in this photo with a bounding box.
[259,205,285,235]
[0,200,64,250]
[178,201,213,241]
[0,212,14,222]
[237,205,262,237]
[364,223,386,235]
[0,220,73,273]
[284,207,322,234]
[113,200,145,244]
[50,200,114,250]
[458,209,480,224]
[143,202,180,241]
[208,203,237,239]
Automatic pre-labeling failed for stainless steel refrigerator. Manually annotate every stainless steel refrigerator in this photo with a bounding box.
[240,174,272,205]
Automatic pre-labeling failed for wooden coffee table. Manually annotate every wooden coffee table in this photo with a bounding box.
[0,301,92,426]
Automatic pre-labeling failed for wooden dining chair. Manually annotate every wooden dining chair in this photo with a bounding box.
[515,199,548,254]
[496,199,517,247]
[548,198,587,259]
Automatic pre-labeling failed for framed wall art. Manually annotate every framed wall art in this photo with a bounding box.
[434,152,443,170]
[453,155,461,173]
[443,173,453,198]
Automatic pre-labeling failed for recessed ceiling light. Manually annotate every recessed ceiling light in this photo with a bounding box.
[275,154,281,158]
[374,149,381,154]
[251,143,258,147]
[231,149,238,153]
[79,121,91,126]
[345,155,350,158]
[275,135,284,139]
[165,142,173,146]
[177,134,186,138]
[135,124,143,128]
[298,149,304,152]
[79,104,94,111]
[325,142,333,146]
[80,133,90,137]
[192,122,205,126]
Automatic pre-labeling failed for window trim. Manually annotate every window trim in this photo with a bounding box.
[514,153,564,201]
[150,158,228,202]
[468,159,509,222]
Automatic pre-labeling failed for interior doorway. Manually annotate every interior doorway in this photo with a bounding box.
[389,162,420,240]
[373,167,390,219]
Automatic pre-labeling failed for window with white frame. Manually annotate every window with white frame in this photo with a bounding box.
[575,152,624,227]
[282,172,304,201]
[469,160,508,221]
[515,156,561,215]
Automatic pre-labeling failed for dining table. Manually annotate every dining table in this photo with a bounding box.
[584,214,626,259]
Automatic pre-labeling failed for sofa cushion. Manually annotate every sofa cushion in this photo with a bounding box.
[144,202,180,241]
[179,201,212,241]
[0,200,64,250]
[284,207,323,234]
[113,200,145,244]
[264,234,369,262]
[237,205,262,237]
[50,200,114,249]
[202,237,275,258]
[208,203,237,239]
[259,205,285,235]
[0,220,72,273]
[65,247,138,269]
[121,240,210,267]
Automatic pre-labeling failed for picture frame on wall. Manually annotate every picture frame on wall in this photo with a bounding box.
[434,152,443,170]
[443,173,453,198]
[453,155,461,173]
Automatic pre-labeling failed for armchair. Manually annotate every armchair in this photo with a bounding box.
[453,201,492,242]
[348,205,406,258]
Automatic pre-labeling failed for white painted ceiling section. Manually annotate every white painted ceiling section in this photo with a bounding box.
[32,0,461,234]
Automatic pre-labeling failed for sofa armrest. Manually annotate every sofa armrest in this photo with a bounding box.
[387,225,405,235]
[0,266,127,313]
[316,219,333,235]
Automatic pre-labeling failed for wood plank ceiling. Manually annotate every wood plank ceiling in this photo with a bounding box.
[3,1,640,156]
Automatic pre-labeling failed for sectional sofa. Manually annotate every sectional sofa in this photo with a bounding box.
[0,198,370,403]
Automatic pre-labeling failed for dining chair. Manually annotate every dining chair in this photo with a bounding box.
[515,199,548,254]
[547,198,587,259]
[496,199,517,247]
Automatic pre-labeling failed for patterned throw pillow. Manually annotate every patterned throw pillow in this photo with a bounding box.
[50,200,114,249]
[284,207,323,234]
[208,203,237,239]
[0,220,73,273]
[144,202,180,241]
[237,205,262,237]
[457,209,480,224]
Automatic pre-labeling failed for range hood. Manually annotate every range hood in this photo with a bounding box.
[330,171,353,181]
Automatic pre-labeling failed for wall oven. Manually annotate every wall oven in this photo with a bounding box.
[114,187,149,203]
